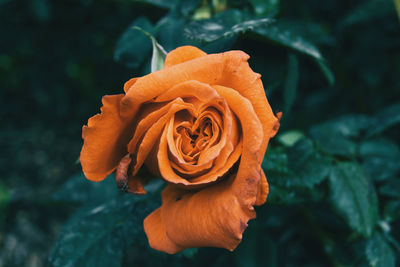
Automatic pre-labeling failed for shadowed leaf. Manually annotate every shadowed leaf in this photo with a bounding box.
[329,162,378,237]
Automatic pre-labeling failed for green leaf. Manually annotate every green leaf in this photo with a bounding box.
[0,181,10,229]
[185,10,274,42]
[278,130,304,147]
[310,115,372,157]
[132,26,167,72]
[367,103,400,137]
[254,21,335,85]
[342,0,397,26]
[262,148,292,183]
[249,0,280,16]
[114,17,154,68]
[288,138,332,188]
[359,138,400,182]
[383,200,400,222]
[316,59,335,86]
[133,0,178,9]
[379,178,400,198]
[329,162,378,237]
[395,0,400,20]
[283,54,299,113]
[179,0,202,16]
[48,193,160,267]
[365,232,396,267]
[52,173,118,205]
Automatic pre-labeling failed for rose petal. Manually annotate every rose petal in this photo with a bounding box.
[81,94,131,181]
[143,208,185,254]
[130,100,195,176]
[127,98,188,155]
[164,46,207,68]
[123,77,139,93]
[144,180,252,252]
[255,170,269,206]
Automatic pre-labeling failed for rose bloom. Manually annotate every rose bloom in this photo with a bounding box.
[80,46,281,254]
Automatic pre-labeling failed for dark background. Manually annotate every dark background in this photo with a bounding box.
[1,0,399,266]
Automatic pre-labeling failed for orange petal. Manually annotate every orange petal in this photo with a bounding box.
[156,180,254,252]
[123,77,139,93]
[217,54,278,157]
[255,170,269,206]
[143,208,185,254]
[130,100,196,177]
[81,94,131,181]
[212,85,264,206]
[164,46,207,68]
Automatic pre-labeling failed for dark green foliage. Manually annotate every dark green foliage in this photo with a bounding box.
[366,232,396,267]
[185,13,274,42]
[114,17,154,68]
[329,162,378,237]
[49,193,160,267]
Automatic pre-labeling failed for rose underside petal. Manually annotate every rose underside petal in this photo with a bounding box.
[81,94,132,181]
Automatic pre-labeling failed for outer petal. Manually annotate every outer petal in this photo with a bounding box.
[164,46,207,68]
[255,170,269,206]
[80,94,131,181]
[143,208,185,254]
[123,77,139,93]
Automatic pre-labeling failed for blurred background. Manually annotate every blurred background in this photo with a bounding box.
[1,0,399,266]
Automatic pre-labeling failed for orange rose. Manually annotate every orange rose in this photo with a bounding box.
[80,46,281,254]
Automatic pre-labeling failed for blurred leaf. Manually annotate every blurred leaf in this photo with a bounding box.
[379,179,400,198]
[288,138,332,188]
[316,60,335,86]
[278,130,304,146]
[0,181,10,228]
[310,115,372,157]
[133,0,178,9]
[132,26,168,72]
[395,0,400,20]
[157,14,191,51]
[262,148,292,181]
[383,200,400,222]
[114,17,154,68]
[233,224,278,267]
[249,0,279,16]
[367,103,400,137]
[180,0,202,16]
[48,193,159,267]
[365,232,396,267]
[342,0,397,26]
[52,173,118,205]
[329,162,378,237]
[185,10,274,42]
[359,138,400,182]
[283,53,299,113]
[254,21,335,85]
